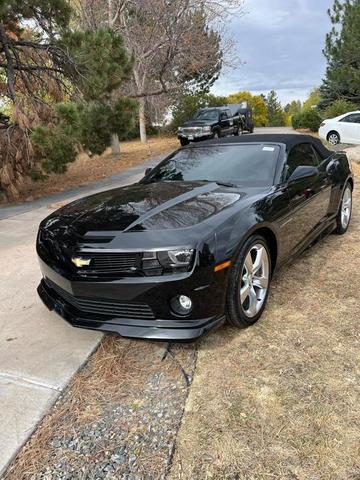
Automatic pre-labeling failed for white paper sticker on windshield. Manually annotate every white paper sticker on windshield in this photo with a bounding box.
[263,146,275,151]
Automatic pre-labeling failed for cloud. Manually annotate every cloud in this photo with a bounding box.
[240,2,292,31]
[212,0,332,104]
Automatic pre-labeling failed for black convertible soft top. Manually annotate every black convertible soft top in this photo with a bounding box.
[194,134,334,160]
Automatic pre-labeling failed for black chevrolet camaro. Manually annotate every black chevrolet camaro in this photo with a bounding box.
[37,134,354,341]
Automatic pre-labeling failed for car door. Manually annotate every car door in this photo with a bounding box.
[226,109,235,133]
[339,113,360,144]
[219,111,231,135]
[284,143,331,255]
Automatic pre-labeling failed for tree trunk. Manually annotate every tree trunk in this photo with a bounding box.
[111,133,120,155]
[108,0,113,26]
[138,97,147,144]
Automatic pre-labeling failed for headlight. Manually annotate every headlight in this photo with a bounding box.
[178,127,183,132]
[161,249,194,266]
[142,249,194,275]
[202,126,211,132]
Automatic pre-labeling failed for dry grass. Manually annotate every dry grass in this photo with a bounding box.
[169,180,360,480]
[2,135,179,205]
[353,161,360,176]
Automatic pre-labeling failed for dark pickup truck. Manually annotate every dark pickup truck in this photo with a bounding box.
[177,103,254,146]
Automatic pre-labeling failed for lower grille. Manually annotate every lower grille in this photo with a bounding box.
[45,279,155,320]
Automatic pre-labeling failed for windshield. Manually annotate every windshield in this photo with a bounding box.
[193,110,219,121]
[144,145,280,187]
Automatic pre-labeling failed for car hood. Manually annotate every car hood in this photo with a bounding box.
[41,181,244,236]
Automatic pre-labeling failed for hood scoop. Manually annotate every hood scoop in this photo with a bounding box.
[122,182,219,232]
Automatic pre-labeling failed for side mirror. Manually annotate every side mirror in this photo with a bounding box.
[288,165,318,184]
[145,167,152,176]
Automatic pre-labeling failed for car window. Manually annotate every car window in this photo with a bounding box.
[286,143,319,178]
[194,110,219,121]
[311,145,323,165]
[220,111,227,120]
[340,113,360,124]
[145,144,280,187]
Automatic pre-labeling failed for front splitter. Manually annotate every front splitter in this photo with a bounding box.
[38,280,225,342]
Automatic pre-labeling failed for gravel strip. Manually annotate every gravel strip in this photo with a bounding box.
[4,336,198,480]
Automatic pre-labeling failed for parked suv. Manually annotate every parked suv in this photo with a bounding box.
[177,104,254,146]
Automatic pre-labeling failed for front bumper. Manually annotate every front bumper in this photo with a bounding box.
[38,280,224,341]
[37,258,227,341]
[178,133,213,142]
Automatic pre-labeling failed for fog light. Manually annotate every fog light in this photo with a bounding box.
[170,295,193,316]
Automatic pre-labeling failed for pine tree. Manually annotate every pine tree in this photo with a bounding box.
[32,28,137,171]
[0,2,136,199]
[284,100,302,116]
[265,91,286,127]
[320,0,360,107]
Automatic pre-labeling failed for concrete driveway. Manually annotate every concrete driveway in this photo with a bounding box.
[0,159,159,476]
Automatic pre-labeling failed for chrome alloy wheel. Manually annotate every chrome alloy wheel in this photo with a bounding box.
[341,186,352,229]
[240,244,270,318]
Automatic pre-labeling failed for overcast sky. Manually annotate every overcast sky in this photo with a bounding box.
[212,0,333,105]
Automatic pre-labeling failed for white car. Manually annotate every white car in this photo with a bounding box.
[319,111,360,145]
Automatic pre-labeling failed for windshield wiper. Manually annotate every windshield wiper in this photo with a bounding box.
[215,181,238,188]
[199,179,238,188]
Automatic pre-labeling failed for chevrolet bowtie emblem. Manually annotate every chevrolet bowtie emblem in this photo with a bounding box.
[71,257,91,268]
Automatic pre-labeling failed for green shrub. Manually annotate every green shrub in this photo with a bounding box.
[31,97,137,174]
[292,113,303,130]
[292,109,323,132]
[78,102,113,156]
[31,103,81,174]
[32,126,78,174]
[324,99,358,119]
[27,169,47,182]
[300,109,323,132]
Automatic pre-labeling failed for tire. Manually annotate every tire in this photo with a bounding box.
[213,130,220,139]
[327,131,340,145]
[234,126,240,136]
[180,138,189,146]
[226,235,271,328]
[334,182,352,235]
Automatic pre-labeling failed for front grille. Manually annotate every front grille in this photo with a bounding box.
[182,127,202,134]
[38,228,142,277]
[76,252,140,276]
[46,279,155,320]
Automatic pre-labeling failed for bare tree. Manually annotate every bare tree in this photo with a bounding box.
[77,0,244,143]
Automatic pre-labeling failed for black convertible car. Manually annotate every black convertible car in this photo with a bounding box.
[37,134,353,341]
